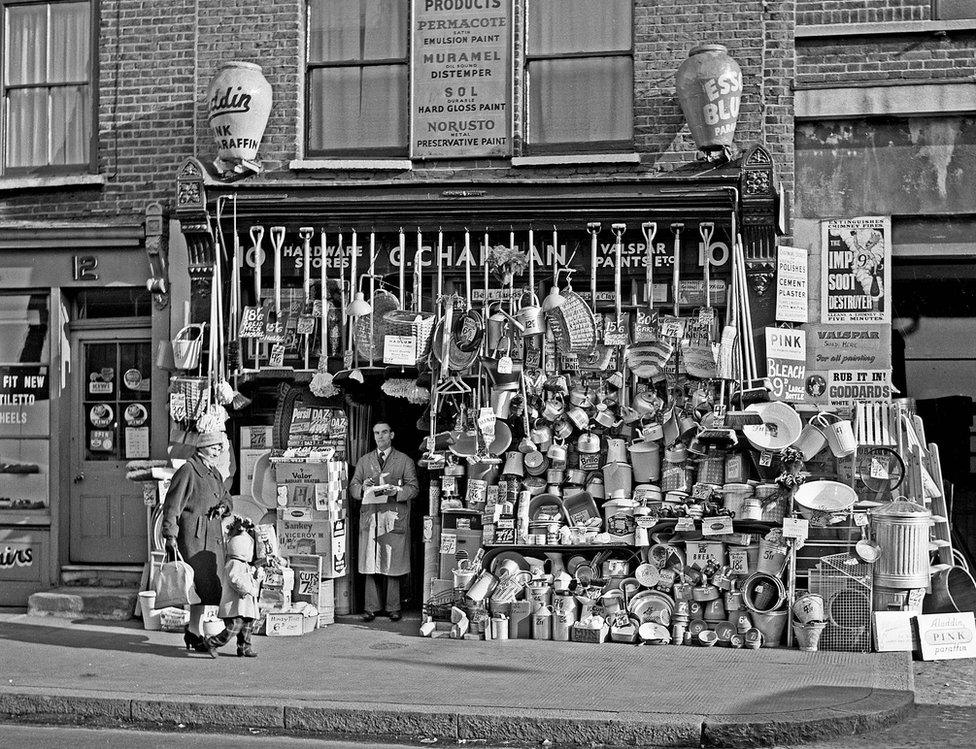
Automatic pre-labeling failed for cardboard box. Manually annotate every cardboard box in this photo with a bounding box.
[439,528,483,578]
[873,611,918,652]
[275,462,331,485]
[276,518,348,578]
[290,554,325,608]
[265,610,317,636]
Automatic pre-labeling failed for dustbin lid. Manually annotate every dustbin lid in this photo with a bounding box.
[869,498,930,518]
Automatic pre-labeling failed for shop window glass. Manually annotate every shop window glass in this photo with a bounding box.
[0,292,49,512]
[0,293,49,364]
[2,0,93,173]
[933,0,976,19]
[73,289,151,320]
[525,0,633,153]
[305,0,409,156]
[83,340,151,462]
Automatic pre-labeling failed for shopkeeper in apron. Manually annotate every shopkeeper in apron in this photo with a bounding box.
[349,421,419,622]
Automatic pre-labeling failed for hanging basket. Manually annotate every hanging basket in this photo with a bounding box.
[546,290,597,354]
[170,376,210,421]
[171,324,206,370]
[355,290,400,361]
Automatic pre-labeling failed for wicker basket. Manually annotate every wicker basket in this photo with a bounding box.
[383,309,437,365]
[170,376,209,421]
[546,290,597,354]
[355,290,400,361]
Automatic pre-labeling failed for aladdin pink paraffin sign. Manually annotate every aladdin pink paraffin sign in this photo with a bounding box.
[207,61,273,171]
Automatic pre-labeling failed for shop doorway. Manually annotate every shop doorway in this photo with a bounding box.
[68,329,152,563]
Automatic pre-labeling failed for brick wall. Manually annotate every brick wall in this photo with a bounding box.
[797,30,976,85]
[797,0,930,26]
[0,0,796,221]
[0,0,197,222]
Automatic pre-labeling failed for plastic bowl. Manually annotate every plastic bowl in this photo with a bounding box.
[794,480,857,518]
[742,401,802,452]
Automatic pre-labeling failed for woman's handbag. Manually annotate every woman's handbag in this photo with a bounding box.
[153,549,202,608]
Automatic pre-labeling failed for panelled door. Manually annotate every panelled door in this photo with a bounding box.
[69,330,152,563]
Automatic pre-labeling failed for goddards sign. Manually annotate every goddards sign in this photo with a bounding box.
[411,0,512,159]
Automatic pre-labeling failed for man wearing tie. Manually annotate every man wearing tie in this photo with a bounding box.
[349,421,419,622]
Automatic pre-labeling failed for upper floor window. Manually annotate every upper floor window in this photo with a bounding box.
[932,0,976,19]
[2,0,93,174]
[524,0,633,154]
[305,0,410,156]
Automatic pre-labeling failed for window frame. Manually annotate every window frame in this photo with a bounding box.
[303,0,410,158]
[522,1,635,156]
[0,0,98,176]
[931,0,976,20]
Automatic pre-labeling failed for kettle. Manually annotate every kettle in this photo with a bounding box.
[577,431,601,455]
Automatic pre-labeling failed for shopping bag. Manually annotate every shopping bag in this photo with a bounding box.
[152,549,202,608]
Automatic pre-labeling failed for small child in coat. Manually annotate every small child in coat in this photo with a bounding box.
[205,516,264,658]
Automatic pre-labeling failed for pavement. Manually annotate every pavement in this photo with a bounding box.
[0,611,915,748]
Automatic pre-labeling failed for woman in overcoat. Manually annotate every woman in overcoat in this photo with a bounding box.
[162,431,233,651]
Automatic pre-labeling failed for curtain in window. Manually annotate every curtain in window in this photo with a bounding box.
[308,0,407,61]
[308,66,406,151]
[528,58,633,146]
[527,0,631,55]
[4,2,90,169]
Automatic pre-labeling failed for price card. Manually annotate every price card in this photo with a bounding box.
[702,516,733,537]
[604,313,629,346]
[383,335,418,366]
[441,475,457,495]
[297,315,316,335]
[870,457,889,480]
[759,451,773,467]
[854,512,869,527]
[439,532,457,555]
[496,356,513,375]
[633,309,658,343]
[477,407,496,436]
[660,316,686,339]
[561,353,580,371]
[239,306,267,338]
[675,517,696,532]
[782,517,809,541]
[269,344,286,368]
[727,548,749,575]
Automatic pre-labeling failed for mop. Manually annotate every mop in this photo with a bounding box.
[310,229,337,398]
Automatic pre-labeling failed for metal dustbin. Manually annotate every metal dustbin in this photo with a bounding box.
[869,499,931,589]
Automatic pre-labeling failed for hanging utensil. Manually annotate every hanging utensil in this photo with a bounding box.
[247,225,265,370]
[698,222,718,340]
[586,222,601,310]
[608,223,627,347]
[670,223,683,318]
[299,227,315,370]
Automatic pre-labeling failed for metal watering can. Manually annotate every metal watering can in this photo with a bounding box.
[516,291,546,337]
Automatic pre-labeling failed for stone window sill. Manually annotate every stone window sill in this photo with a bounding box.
[289,158,412,171]
[797,19,976,38]
[511,153,641,167]
[0,174,106,193]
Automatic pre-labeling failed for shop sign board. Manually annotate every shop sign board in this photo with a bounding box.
[411,0,513,159]
[801,323,892,406]
[916,612,976,661]
[826,369,893,408]
[775,246,808,323]
[764,327,806,402]
[820,217,891,324]
[0,366,49,437]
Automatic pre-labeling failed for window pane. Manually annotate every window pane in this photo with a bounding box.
[48,2,90,83]
[6,89,47,167]
[50,84,89,164]
[528,57,633,145]
[5,4,47,85]
[308,0,407,62]
[308,65,407,151]
[0,293,49,363]
[527,0,631,55]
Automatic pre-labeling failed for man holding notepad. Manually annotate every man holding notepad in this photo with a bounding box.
[349,421,419,622]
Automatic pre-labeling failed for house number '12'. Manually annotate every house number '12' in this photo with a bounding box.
[73,256,99,281]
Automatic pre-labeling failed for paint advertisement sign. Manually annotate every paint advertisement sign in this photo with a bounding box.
[765,327,806,402]
[826,370,893,408]
[802,323,892,406]
[916,612,976,661]
[411,0,512,159]
[775,246,808,323]
[821,217,891,324]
